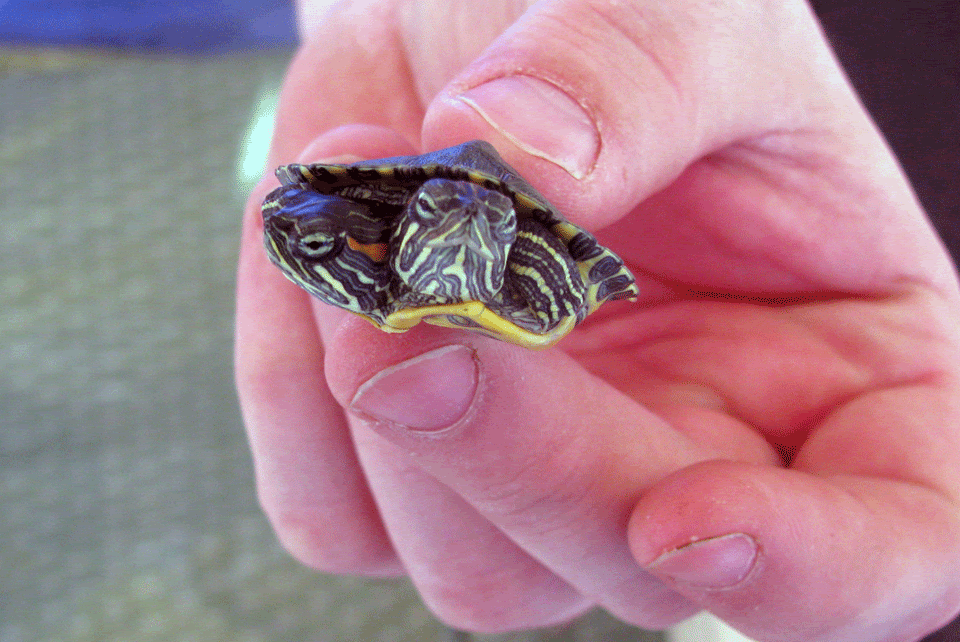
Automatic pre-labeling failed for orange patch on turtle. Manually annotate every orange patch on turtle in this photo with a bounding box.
[347,237,389,263]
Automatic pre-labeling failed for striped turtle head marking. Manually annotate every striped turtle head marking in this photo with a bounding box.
[391,179,517,303]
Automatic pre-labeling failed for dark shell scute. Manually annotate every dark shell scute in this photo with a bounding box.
[567,233,603,262]
[300,166,340,184]
[393,166,430,182]
[529,207,555,224]
[588,255,622,283]
[314,167,341,183]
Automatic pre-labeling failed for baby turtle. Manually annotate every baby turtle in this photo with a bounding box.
[261,140,638,348]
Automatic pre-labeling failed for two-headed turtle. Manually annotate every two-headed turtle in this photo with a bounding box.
[261,140,638,348]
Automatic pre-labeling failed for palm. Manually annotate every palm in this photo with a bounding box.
[570,149,950,467]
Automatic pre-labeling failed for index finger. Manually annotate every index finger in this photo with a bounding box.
[235,0,435,573]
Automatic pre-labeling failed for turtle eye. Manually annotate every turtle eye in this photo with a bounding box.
[478,191,516,237]
[411,193,440,224]
[295,233,337,259]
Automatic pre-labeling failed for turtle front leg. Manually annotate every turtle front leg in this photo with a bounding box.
[502,218,588,333]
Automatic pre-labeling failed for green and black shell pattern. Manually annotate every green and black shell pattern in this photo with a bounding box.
[261,140,638,348]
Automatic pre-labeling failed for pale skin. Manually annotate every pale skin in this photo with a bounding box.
[234,1,960,640]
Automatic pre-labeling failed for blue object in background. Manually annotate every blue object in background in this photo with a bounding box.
[0,0,298,52]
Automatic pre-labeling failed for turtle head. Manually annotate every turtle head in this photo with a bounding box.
[261,185,391,314]
[407,179,517,260]
[392,178,518,302]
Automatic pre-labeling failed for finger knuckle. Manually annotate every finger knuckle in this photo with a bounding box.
[420,570,586,633]
[265,506,400,576]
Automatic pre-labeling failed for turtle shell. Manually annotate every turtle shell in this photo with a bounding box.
[261,140,638,348]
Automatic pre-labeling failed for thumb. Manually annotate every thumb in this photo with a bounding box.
[421,0,854,229]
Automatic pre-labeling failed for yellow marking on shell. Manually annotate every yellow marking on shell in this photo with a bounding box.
[347,237,388,262]
[551,222,580,243]
[380,301,576,349]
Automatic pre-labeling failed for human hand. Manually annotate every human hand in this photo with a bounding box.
[235,1,960,640]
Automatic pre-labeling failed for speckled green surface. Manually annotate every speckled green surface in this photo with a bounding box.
[0,51,662,642]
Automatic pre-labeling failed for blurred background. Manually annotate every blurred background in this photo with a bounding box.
[0,1,956,642]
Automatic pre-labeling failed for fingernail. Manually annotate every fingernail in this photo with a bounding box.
[456,76,599,179]
[647,533,758,589]
[350,345,479,431]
